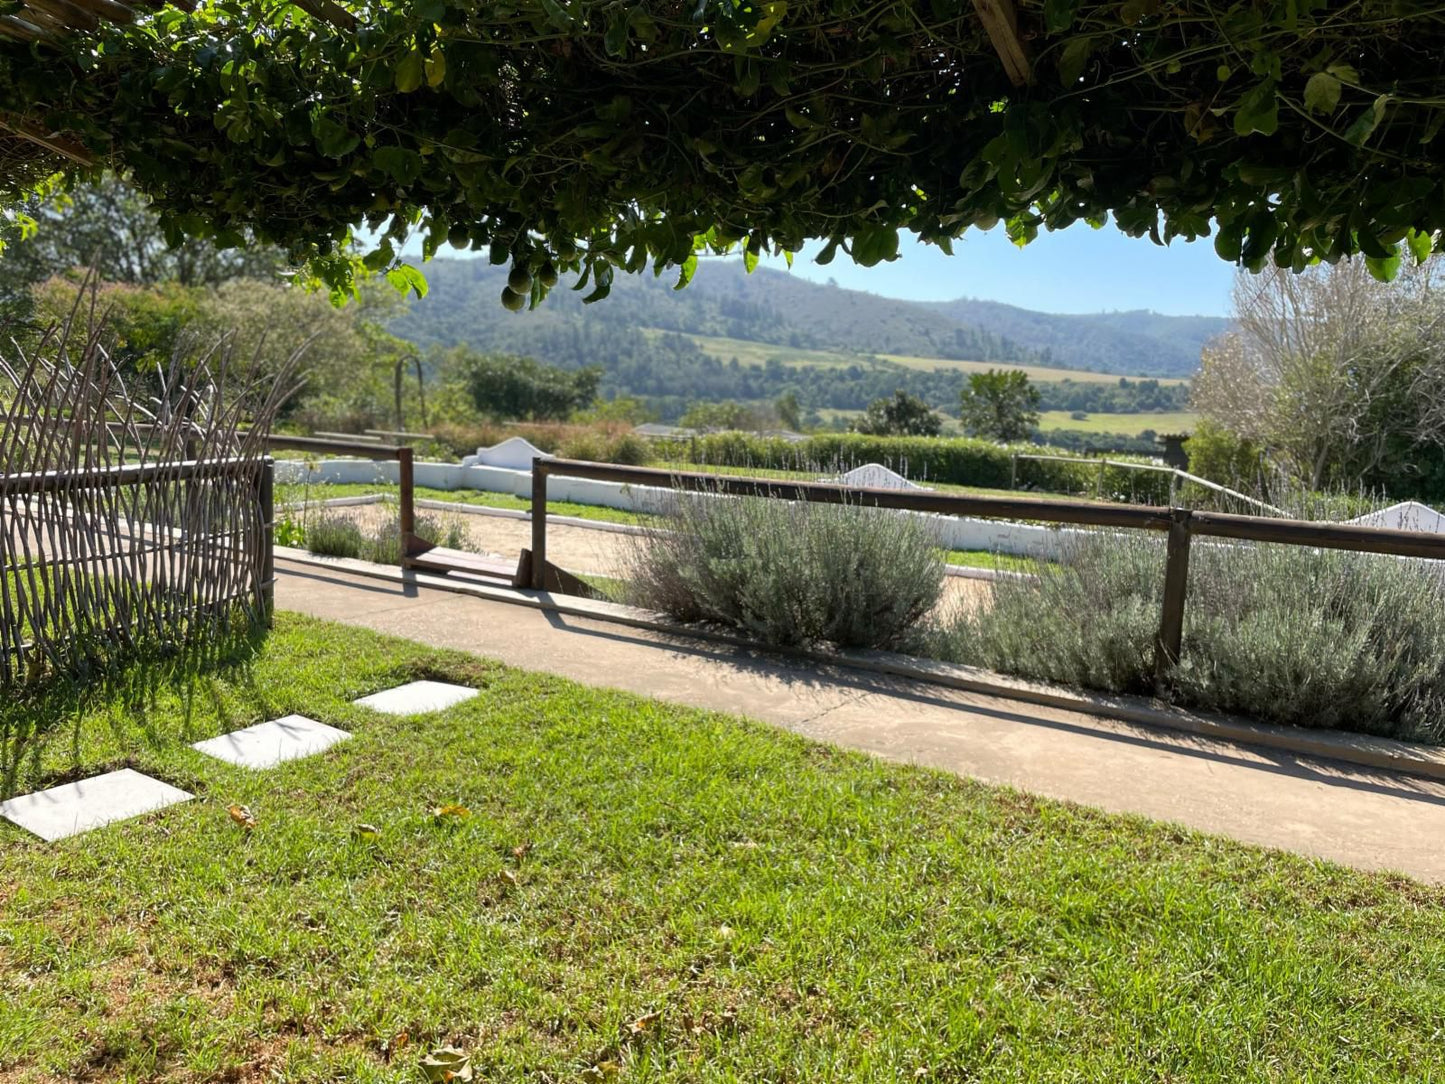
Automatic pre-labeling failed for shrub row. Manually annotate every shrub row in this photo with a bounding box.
[651,432,1173,503]
[927,530,1445,745]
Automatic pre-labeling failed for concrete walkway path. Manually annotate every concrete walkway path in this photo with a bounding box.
[277,556,1445,883]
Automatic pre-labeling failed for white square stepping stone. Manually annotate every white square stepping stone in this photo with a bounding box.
[353,680,479,716]
[191,714,351,769]
[0,768,192,842]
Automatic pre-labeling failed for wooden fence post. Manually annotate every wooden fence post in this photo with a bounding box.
[1153,507,1192,688]
[258,456,275,626]
[1096,458,1107,499]
[531,458,548,589]
[397,445,416,560]
[1010,452,1018,491]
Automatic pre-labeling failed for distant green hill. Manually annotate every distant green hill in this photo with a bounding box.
[394,259,1044,365]
[390,259,1206,420]
[919,298,1228,377]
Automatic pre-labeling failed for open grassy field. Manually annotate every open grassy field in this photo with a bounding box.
[3,613,1444,1081]
[1037,410,1199,435]
[669,331,1191,387]
[882,352,1191,385]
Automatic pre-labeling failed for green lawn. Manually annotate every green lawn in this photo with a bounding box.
[1,614,1442,1081]
[1037,410,1199,436]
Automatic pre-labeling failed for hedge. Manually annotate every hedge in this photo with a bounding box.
[649,432,1173,504]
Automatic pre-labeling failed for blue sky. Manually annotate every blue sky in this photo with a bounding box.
[746,226,1236,317]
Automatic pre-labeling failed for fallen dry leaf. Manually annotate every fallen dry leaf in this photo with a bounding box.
[226,804,256,831]
[581,1060,620,1082]
[352,823,381,841]
[628,1010,661,1035]
[419,1045,473,1082]
[431,804,471,822]
[497,868,519,888]
[511,842,531,862]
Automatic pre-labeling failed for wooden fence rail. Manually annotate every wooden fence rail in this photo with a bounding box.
[530,457,1445,687]
[258,434,419,561]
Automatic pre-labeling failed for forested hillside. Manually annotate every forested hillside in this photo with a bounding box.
[393,259,1043,365]
[921,299,1229,377]
[395,258,1223,376]
[390,259,1201,420]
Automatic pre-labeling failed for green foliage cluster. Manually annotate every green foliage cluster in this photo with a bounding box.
[958,369,1041,441]
[456,351,601,421]
[658,431,1174,501]
[853,391,942,437]
[1039,378,1190,414]
[1184,419,1264,489]
[6,0,1444,301]
[625,493,944,649]
[931,529,1445,744]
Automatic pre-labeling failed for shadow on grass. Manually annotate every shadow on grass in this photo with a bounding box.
[0,614,269,799]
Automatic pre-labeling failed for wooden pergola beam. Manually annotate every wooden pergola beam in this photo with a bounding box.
[0,116,95,166]
[972,0,1031,86]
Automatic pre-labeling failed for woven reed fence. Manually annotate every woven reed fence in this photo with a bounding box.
[0,315,292,689]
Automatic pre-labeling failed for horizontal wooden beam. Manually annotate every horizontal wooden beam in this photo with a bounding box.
[972,0,1031,86]
[290,0,356,31]
[0,115,95,166]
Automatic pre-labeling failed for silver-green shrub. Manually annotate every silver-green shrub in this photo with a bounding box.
[624,492,944,650]
[305,505,471,565]
[929,529,1445,743]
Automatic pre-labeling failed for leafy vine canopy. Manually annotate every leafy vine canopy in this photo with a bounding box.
[2,0,1443,305]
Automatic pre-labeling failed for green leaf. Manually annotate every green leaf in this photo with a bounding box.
[604,11,629,56]
[1303,72,1341,115]
[815,237,841,265]
[1407,227,1434,263]
[675,252,698,290]
[744,0,787,45]
[394,49,425,93]
[1214,220,1243,262]
[425,50,447,88]
[851,226,899,267]
[385,264,429,298]
[582,263,614,303]
[312,114,359,158]
[363,238,394,271]
[1366,250,1402,282]
[1043,0,1076,32]
[373,146,423,185]
[1057,37,1093,86]
[1234,81,1279,137]
[1325,61,1360,85]
[743,245,759,273]
[1343,95,1389,147]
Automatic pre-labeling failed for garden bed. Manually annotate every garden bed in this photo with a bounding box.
[3,614,1445,1081]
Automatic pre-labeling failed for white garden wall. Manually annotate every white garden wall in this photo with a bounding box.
[275,458,1080,560]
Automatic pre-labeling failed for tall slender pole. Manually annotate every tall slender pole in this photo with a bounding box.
[531,458,547,589]
[397,446,416,560]
[258,456,275,626]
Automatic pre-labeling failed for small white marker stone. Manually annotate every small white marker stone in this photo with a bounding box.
[191,714,351,769]
[353,680,479,716]
[0,768,193,842]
